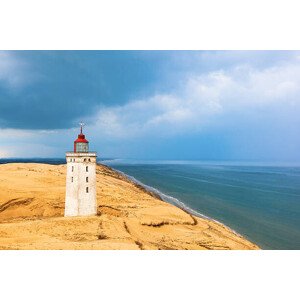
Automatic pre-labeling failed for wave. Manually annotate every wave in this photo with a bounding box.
[170,173,300,197]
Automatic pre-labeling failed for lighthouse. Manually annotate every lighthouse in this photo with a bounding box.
[64,123,97,217]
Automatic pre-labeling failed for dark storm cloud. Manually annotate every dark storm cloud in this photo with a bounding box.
[1,50,300,162]
[0,51,168,129]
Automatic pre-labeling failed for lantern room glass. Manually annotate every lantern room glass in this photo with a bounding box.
[76,142,89,153]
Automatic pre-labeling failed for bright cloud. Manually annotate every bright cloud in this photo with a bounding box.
[0,128,39,139]
[0,148,12,158]
[93,60,300,140]
[1,51,300,160]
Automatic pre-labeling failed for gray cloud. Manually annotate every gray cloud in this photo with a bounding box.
[0,51,164,129]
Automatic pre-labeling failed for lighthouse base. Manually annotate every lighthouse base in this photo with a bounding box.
[64,152,97,217]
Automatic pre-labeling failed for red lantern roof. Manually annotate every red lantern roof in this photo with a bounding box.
[74,123,89,152]
[74,133,89,144]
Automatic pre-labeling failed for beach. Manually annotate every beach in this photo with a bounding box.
[106,161,300,249]
[0,163,259,250]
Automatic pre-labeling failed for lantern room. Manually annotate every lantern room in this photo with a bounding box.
[74,123,89,153]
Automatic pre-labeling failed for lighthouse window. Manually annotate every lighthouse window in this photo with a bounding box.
[72,166,74,172]
[71,177,73,182]
[86,177,88,182]
[88,158,91,162]
[86,187,89,193]
[86,166,88,172]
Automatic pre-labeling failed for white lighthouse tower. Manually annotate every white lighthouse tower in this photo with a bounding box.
[64,123,97,217]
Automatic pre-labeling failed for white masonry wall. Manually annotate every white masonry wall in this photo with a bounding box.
[65,152,97,217]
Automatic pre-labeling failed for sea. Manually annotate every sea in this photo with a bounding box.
[1,158,300,250]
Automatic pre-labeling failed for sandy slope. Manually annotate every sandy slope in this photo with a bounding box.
[0,163,259,250]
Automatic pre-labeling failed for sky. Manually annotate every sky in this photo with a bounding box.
[0,50,299,162]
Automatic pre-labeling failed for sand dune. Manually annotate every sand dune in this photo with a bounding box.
[0,163,259,250]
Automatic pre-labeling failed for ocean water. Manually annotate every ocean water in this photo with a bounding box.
[105,160,300,250]
[1,158,299,249]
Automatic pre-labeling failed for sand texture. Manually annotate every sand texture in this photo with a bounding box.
[0,163,259,250]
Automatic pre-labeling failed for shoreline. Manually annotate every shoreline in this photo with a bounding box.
[0,161,254,243]
[104,163,251,243]
[0,162,259,249]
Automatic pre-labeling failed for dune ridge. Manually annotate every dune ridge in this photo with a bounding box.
[0,163,259,250]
